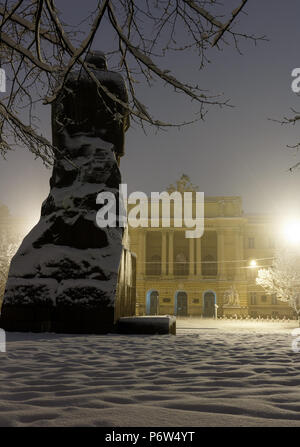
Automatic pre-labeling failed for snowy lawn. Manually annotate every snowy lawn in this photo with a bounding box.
[1,318,300,427]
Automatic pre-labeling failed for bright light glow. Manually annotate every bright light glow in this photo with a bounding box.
[22,215,39,235]
[281,219,300,245]
[249,259,257,268]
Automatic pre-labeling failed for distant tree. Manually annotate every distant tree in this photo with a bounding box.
[0,204,10,219]
[256,248,300,322]
[0,232,20,308]
[0,0,264,165]
[272,111,300,172]
[273,71,300,171]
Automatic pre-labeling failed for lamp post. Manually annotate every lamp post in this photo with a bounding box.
[214,303,219,320]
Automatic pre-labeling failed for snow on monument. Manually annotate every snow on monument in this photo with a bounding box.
[0,51,132,333]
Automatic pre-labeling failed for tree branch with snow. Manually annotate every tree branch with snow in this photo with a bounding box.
[256,249,300,322]
[0,232,21,308]
[0,0,265,164]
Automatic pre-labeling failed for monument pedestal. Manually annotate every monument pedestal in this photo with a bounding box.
[223,306,247,317]
[0,136,123,334]
[115,316,176,335]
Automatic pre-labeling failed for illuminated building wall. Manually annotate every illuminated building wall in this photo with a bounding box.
[128,196,293,318]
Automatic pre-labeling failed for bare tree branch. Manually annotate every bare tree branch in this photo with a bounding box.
[0,4,61,45]
[183,0,223,29]
[108,1,207,103]
[45,0,109,106]
[212,0,249,47]
[1,31,58,72]
[34,0,44,63]
[0,0,260,163]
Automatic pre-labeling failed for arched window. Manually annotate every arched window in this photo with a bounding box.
[203,291,216,318]
[146,290,159,315]
[175,291,188,316]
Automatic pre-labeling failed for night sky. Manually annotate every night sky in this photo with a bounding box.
[1,0,300,228]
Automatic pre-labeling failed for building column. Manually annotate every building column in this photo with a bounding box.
[168,231,174,276]
[239,232,245,280]
[139,230,146,276]
[217,230,226,280]
[196,237,202,277]
[189,237,195,277]
[161,231,167,276]
[235,230,243,280]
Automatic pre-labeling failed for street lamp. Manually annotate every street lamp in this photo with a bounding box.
[214,303,219,320]
[282,219,300,245]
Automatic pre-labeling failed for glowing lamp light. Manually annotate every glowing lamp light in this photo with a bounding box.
[282,219,300,245]
[249,259,257,268]
[22,215,39,236]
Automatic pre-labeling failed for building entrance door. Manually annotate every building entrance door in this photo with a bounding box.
[176,291,188,316]
[203,292,215,318]
[149,291,159,315]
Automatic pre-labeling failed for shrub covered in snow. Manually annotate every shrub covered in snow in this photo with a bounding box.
[257,248,300,322]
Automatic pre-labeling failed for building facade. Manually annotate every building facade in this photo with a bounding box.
[128,195,294,318]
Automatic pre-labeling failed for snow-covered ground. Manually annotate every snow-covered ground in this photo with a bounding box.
[1,318,300,427]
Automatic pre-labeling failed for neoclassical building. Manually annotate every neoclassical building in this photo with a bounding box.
[128,191,293,319]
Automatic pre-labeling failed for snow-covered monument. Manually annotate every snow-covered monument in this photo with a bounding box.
[0,51,136,333]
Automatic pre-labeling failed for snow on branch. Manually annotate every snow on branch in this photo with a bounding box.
[256,248,300,318]
[0,0,261,162]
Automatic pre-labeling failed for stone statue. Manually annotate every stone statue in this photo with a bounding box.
[223,286,240,307]
[167,174,199,194]
[0,51,129,333]
[52,50,129,166]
